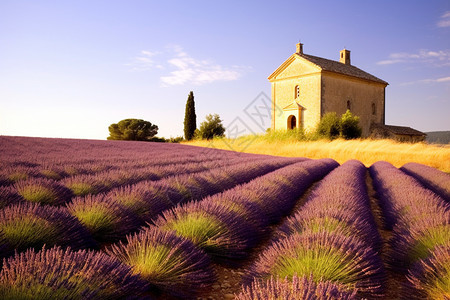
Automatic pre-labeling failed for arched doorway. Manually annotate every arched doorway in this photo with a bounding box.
[287,115,296,129]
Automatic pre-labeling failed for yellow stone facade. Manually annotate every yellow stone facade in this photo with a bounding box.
[269,43,388,137]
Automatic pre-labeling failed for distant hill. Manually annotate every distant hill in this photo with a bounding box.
[425,131,450,144]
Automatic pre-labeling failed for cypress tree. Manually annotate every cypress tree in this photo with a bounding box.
[183,91,196,140]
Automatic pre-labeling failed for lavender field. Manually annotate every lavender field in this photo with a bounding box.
[0,136,448,299]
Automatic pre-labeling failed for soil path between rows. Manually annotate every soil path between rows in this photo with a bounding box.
[366,171,405,299]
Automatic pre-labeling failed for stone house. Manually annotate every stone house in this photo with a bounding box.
[268,43,388,137]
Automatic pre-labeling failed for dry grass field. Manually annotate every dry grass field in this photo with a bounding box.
[185,138,450,173]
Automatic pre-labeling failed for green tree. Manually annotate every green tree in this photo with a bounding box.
[340,110,362,139]
[197,114,225,140]
[183,91,196,141]
[107,119,158,141]
[316,112,341,139]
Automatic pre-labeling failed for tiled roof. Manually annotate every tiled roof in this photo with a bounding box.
[297,53,388,85]
[372,124,426,136]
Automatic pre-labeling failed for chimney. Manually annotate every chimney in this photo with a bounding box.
[296,42,303,54]
[339,49,351,65]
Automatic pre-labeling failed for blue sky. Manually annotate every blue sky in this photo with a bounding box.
[0,0,449,139]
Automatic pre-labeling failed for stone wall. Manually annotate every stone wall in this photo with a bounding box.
[321,72,385,137]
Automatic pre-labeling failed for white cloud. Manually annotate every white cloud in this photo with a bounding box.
[160,46,245,86]
[377,49,450,66]
[400,76,450,86]
[437,11,450,27]
[127,46,248,86]
[126,50,162,71]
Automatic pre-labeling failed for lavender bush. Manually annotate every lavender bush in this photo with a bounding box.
[248,231,385,298]
[14,178,73,205]
[106,226,214,298]
[0,202,94,258]
[66,195,137,244]
[153,199,251,262]
[0,246,149,299]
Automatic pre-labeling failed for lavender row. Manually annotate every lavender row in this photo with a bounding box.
[0,136,276,185]
[0,150,258,187]
[106,159,338,298]
[0,158,300,257]
[400,162,450,201]
[242,160,386,299]
[370,161,449,299]
[1,156,278,207]
[66,157,300,244]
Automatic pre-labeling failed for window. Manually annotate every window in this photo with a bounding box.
[294,85,300,99]
[372,102,376,115]
[347,100,351,110]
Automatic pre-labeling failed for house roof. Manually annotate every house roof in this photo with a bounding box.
[372,124,426,136]
[268,52,388,85]
[297,53,388,85]
[283,101,302,110]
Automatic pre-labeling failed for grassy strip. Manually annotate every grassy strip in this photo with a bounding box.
[184,137,450,172]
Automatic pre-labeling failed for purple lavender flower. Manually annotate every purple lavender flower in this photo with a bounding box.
[237,275,358,300]
[14,178,73,205]
[66,194,137,244]
[0,202,95,258]
[401,162,450,201]
[0,246,149,299]
[0,187,24,209]
[248,231,386,298]
[153,198,252,262]
[106,225,214,298]
[404,244,450,299]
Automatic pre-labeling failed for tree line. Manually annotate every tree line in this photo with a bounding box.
[107,91,225,142]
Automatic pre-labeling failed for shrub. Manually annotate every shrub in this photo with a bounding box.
[340,110,362,139]
[316,112,340,139]
[237,275,358,300]
[0,246,148,299]
[196,113,225,140]
[106,226,214,297]
[316,110,362,140]
[0,202,94,258]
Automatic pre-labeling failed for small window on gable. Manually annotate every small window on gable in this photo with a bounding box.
[347,100,351,110]
[372,102,376,115]
[295,85,300,99]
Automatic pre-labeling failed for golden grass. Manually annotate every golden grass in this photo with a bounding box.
[184,138,450,173]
